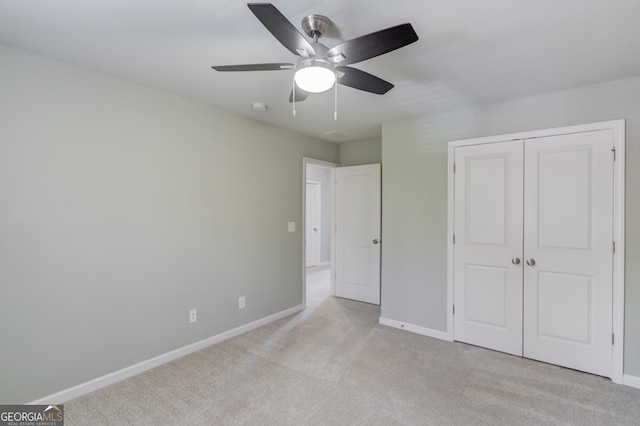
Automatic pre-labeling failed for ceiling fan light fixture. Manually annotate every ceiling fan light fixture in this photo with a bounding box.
[294,60,336,93]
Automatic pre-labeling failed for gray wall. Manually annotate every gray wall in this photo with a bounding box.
[339,138,382,166]
[306,165,332,264]
[0,43,339,403]
[381,75,640,377]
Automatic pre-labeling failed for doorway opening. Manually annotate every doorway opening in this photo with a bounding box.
[303,158,338,309]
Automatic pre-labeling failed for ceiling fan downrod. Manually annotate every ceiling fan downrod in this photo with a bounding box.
[301,14,331,41]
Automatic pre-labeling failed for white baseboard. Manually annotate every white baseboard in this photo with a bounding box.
[623,374,640,390]
[29,304,304,404]
[379,317,452,342]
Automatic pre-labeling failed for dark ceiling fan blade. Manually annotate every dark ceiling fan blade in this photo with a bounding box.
[248,3,316,57]
[212,63,294,72]
[336,66,394,95]
[327,23,418,66]
[289,86,309,102]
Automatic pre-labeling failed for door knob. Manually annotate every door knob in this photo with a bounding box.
[526,258,536,266]
[373,239,379,244]
[511,258,521,265]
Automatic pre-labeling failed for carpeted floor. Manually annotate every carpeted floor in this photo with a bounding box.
[64,267,640,425]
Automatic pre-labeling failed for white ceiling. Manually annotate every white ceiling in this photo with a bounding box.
[2,0,640,143]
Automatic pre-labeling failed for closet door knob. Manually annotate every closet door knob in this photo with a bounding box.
[511,258,521,265]
[526,258,536,266]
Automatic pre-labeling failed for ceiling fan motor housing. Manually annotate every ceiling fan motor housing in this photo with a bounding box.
[301,14,331,40]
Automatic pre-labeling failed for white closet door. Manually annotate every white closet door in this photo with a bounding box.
[523,130,613,377]
[453,140,524,356]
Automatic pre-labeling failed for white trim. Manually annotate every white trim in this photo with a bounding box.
[379,317,452,341]
[611,120,625,384]
[330,167,336,297]
[446,120,625,149]
[446,144,456,342]
[446,119,625,383]
[622,374,640,390]
[303,157,340,169]
[29,304,304,404]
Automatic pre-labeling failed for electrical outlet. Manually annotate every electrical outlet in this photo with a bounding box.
[239,296,246,310]
[189,309,197,324]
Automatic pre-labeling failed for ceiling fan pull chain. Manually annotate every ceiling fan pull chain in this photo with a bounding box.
[292,75,296,117]
[334,79,338,120]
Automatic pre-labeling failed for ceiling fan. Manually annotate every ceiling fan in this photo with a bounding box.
[212,3,419,103]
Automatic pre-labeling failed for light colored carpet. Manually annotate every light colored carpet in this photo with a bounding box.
[65,267,640,425]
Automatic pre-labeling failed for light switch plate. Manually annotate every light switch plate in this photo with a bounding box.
[288,221,295,232]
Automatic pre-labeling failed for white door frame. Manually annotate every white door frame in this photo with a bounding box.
[303,157,338,307]
[446,120,625,384]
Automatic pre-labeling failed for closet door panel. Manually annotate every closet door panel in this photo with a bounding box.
[453,140,524,356]
[523,130,613,377]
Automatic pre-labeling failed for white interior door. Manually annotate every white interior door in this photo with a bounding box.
[523,131,613,377]
[334,164,381,305]
[305,181,321,268]
[453,141,524,356]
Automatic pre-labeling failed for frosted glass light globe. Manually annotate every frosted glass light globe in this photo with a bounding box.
[294,66,336,93]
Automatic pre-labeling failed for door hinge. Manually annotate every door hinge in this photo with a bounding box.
[612,333,615,345]
[612,147,616,162]
[453,163,456,173]
[613,241,616,254]
[453,234,456,244]
[452,305,455,315]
